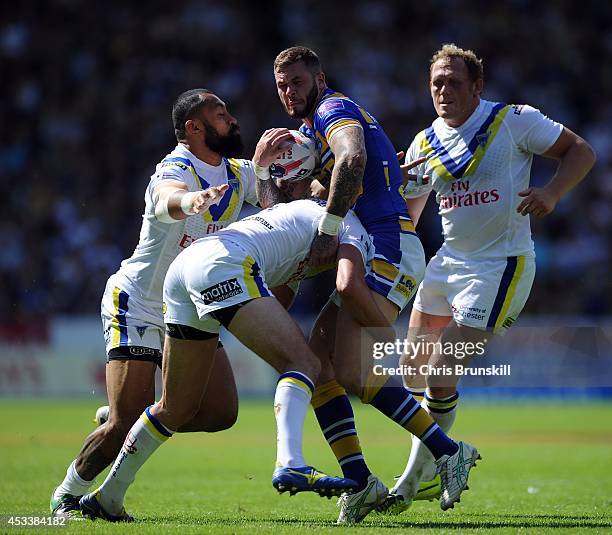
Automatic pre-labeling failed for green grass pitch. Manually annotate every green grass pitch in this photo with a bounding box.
[1,400,612,534]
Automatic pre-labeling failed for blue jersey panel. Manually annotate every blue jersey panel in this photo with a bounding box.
[301,88,408,229]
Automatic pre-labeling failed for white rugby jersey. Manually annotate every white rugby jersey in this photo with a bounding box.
[199,199,371,288]
[113,143,258,308]
[405,99,562,259]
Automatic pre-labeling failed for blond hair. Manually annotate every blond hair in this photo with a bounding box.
[430,44,484,81]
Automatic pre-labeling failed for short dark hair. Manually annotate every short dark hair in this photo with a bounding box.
[430,44,484,82]
[274,46,322,74]
[172,88,212,141]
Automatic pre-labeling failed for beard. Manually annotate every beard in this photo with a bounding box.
[204,122,244,157]
[287,80,320,119]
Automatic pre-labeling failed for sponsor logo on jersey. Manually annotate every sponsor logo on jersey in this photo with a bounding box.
[200,278,243,305]
[206,223,226,234]
[247,216,274,230]
[502,316,516,329]
[180,226,227,249]
[179,234,194,249]
[318,99,345,115]
[438,179,500,210]
[287,258,310,284]
[161,161,189,171]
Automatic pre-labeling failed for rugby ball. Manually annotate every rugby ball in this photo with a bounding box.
[269,130,318,181]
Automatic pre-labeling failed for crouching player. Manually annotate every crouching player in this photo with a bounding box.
[78,197,365,521]
[79,196,480,522]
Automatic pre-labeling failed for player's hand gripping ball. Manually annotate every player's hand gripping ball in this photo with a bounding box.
[269,130,318,181]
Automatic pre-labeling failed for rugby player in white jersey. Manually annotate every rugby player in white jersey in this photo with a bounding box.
[50,88,270,517]
[380,44,596,514]
[77,197,368,521]
[78,190,481,522]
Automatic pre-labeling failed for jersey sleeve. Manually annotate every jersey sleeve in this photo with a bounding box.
[149,160,196,192]
[402,133,433,199]
[509,104,563,155]
[339,210,372,266]
[314,98,364,143]
[240,160,260,206]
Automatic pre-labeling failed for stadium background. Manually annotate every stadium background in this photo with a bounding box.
[0,0,610,397]
[1,2,611,531]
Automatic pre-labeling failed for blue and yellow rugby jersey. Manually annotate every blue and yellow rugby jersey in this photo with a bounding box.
[301,89,424,310]
[404,100,563,259]
[300,88,409,230]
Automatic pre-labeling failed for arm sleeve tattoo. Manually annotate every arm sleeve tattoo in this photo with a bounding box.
[256,177,290,208]
[326,126,367,217]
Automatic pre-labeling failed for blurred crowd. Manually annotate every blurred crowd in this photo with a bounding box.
[1,0,610,323]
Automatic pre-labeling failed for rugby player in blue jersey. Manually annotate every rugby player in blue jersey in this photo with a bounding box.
[255,46,479,523]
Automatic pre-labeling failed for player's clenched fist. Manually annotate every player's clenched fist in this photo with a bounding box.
[516,186,559,218]
[182,184,229,215]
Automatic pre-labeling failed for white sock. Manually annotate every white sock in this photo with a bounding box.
[96,407,173,514]
[55,460,95,497]
[274,371,314,468]
[394,392,458,497]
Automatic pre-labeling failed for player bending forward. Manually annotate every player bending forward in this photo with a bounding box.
[78,197,479,522]
[51,88,267,518]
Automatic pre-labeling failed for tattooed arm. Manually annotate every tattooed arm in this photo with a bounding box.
[256,176,289,208]
[308,125,367,267]
[256,173,315,207]
[327,126,367,216]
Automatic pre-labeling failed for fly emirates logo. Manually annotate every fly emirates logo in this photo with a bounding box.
[179,222,226,249]
[438,180,499,210]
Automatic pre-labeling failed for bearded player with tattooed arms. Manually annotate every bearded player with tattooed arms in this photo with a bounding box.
[255,46,480,524]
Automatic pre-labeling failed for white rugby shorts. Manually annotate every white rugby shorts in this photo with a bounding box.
[100,274,165,355]
[163,237,270,334]
[413,249,535,333]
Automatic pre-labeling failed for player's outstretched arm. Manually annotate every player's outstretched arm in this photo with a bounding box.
[253,128,294,208]
[517,128,596,217]
[309,126,366,267]
[153,180,229,223]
